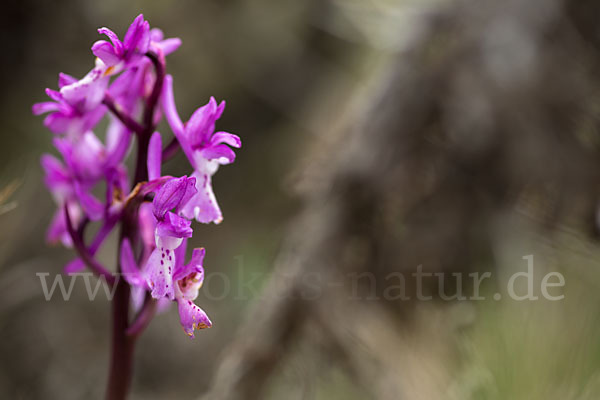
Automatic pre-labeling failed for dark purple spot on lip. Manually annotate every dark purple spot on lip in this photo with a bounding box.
[161,260,164,265]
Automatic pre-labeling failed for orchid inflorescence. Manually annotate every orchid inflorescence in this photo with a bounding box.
[33,14,240,339]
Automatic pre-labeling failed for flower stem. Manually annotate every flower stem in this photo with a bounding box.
[106,204,138,400]
[105,51,166,400]
[143,52,165,130]
[105,277,134,400]
[103,95,145,135]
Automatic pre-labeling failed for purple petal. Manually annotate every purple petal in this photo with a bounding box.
[156,212,193,239]
[186,98,217,147]
[131,286,146,313]
[150,28,164,42]
[173,236,188,271]
[138,21,151,53]
[177,299,211,337]
[32,101,60,115]
[41,154,67,177]
[45,88,63,102]
[41,154,71,195]
[152,176,197,218]
[147,131,162,181]
[158,38,181,55]
[123,14,150,54]
[64,258,85,275]
[92,40,121,66]
[44,112,73,135]
[215,99,226,119]
[138,202,157,251]
[176,178,198,213]
[138,176,172,197]
[174,247,205,281]
[105,118,132,168]
[62,132,105,182]
[161,76,188,156]
[200,144,236,164]
[46,208,69,245]
[211,131,241,148]
[60,66,109,111]
[108,68,136,98]
[98,27,123,54]
[172,239,189,278]
[75,184,104,220]
[52,137,72,165]
[120,238,147,288]
[85,103,108,131]
[188,248,206,270]
[58,73,78,88]
[47,203,81,247]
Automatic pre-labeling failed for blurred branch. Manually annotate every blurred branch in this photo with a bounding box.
[0,180,20,216]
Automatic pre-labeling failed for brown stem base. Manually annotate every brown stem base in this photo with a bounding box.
[105,279,135,400]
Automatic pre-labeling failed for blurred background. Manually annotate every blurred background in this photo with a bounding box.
[2,0,600,399]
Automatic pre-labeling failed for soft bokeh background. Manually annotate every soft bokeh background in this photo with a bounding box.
[1,0,600,399]
[0,1,370,398]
